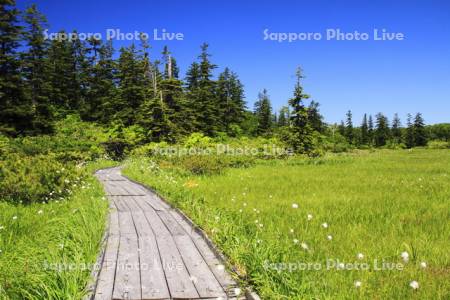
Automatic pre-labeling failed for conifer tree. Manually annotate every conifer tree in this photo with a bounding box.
[391,113,402,144]
[308,101,324,132]
[405,113,415,148]
[254,89,272,135]
[345,110,354,144]
[288,67,314,153]
[22,4,54,133]
[277,106,290,127]
[360,113,369,145]
[0,0,31,136]
[413,113,427,146]
[368,115,374,145]
[216,67,246,133]
[374,113,390,147]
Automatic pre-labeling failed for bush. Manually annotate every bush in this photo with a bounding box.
[427,140,450,149]
[0,153,83,204]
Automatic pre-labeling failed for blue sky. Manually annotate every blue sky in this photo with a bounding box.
[17,0,450,124]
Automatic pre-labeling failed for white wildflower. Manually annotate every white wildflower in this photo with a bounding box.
[292,203,298,209]
[401,251,409,262]
[420,261,427,268]
[327,235,333,241]
[354,280,362,288]
[300,242,308,250]
[233,287,242,296]
[37,210,43,215]
[409,280,419,290]
[293,239,299,244]
[307,214,313,221]
[357,253,364,260]
[321,222,328,228]
[12,216,17,220]
[289,228,294,233]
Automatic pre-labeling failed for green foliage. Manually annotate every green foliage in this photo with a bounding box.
[0,153,83,204]
[427,140,449,149]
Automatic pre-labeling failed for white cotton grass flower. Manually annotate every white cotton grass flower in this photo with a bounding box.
[354,280,362,288]
[290,228,294,233]
[293,239,299,244]
[243,202,247,207]
[321,222,328,228]
[0,226,4,230]
[327,235,333,241]
[300,242,309,250]
[239,209,243,213]
[37,210,43,215]
[357,253,364,260]
[307,214,313,221]
[409,280,419,290]
[12,216,17,220]
[292,203,299,209]
[259,223,263,228]
[401,251,409,262]
[420,261,427,268]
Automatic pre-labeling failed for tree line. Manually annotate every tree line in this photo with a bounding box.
[1,0,446,155]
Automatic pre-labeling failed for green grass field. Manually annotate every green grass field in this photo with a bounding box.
[0,160,116,299]
[124,149,450,299]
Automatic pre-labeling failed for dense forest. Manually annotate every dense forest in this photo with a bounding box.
[1,0,449,155]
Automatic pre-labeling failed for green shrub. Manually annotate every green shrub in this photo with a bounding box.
[0,153,83,204]
[427,140,450,149]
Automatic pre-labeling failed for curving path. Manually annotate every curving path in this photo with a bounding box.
[92,167,241,300]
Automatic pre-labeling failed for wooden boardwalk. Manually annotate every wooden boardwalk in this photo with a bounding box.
[93,168,240,300]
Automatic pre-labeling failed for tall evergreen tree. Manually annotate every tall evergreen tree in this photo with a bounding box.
[277,106,290,127]
[413,113,427,146]
[308,101,324,132]
[345,110,354,144]
[254,89,272,135]
[115,44,146,125]
[288,67,314,153]
[216,67,246,133]
[368,115,374,145]
[391,113,402,144]
[22,4,54,133]
[360,113,369,145]
[405,113,415,148]
[374,113,390,147]
[0,0,31,136]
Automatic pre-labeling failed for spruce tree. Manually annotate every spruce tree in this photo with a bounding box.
[22,4,54,134]
[360,113,369,145]
[413,113,427,146]
[345,110,354,144]
[374,113,390,147]
[391,113,402,144]
[216,67,246,133]
[308,101,324,132]
[0,0,31,136]
[368,115,374,145]
[405,113,415,148]
[254,89,272,135]
[288,67,314,153]
[277,106,290,127]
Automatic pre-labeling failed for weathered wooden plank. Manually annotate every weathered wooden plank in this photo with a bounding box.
[109,211,119,237]
[131,210,153,237]
[122,181,147,196]
[123,196,142,212]
[157,210,187,236]
[139,236,171,299]
[143,209,199,299]
[111,196,130,212]
[94,235,119,300]
[118,212,137,236]
[174,235,227,298]
[113,235,141,300]
[142,194,168,211]
[169,210,237,291]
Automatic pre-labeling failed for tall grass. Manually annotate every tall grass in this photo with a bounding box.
[123,149,450,299]
[0,160,116,299]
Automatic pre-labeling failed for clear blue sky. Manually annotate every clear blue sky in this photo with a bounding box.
[17,0,450,124]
